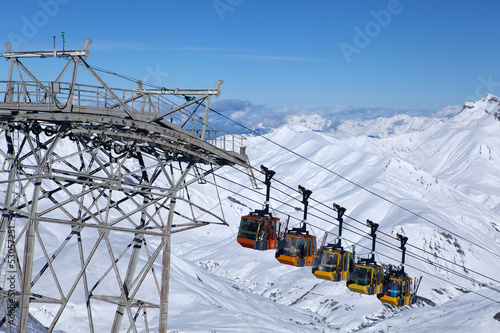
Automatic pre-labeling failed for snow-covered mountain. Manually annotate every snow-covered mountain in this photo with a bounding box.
[286,113,442,138]
[4,94,500,332]
[210,98,455,138]
[160,94,500,332]
[388,93,500,215]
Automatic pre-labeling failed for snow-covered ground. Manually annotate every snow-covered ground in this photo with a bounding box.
[161,94,500,332]
[2,94,500,332]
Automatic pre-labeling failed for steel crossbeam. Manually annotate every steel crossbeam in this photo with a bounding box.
[0,39,251,332]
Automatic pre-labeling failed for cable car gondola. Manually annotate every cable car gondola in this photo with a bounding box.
[237,166,281,250]
[275,186,318,267]
[377,234,419,306]
[312,203,353,281]
[346,220,387,295]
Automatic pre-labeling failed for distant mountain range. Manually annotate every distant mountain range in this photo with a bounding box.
[286,112,443,138]
[210,98,460,139]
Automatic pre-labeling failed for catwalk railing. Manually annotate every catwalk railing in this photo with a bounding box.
[0,80,246,153]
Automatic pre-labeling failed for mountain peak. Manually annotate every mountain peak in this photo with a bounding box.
[481,93,500,104]
[479,93,500,121]
[461,94,500,121]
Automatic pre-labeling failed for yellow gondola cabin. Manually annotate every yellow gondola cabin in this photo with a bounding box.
[347,262,386,295]
[377,275,416,306]
[346,219,388,295]
[312,203,353,281]
[313,246,352,281]
[377,234,418,306]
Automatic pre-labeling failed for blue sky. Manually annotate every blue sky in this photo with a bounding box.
[2,0,500,120]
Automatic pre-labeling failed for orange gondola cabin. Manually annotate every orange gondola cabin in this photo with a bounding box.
[275,226,317,266]
[237,166,281,250]
[237,212,280,250]
[275,185,318,267]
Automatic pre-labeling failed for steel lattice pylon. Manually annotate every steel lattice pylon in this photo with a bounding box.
[0,40,250,332]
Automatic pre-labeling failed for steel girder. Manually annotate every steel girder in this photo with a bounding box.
[0,118,231,332]
[0,40,250,332]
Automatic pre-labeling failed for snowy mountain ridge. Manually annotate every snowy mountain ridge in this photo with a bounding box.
[286,113,443,139]
[4,95,500,332]
[156,94,500,332]
[462,93,500,121]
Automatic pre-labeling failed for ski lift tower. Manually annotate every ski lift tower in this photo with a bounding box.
[0,39,250,332]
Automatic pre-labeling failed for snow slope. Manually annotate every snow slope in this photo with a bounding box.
[388,93,500,215]
[156,95,500,332]
[3,95,500,332]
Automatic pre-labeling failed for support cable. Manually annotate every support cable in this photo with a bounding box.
[201,103,500,262]
[49,63,500,300]
[216,163,500,286]
[190,164,500,295]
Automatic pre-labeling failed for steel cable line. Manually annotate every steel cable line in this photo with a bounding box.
[213,159,500,304]
[60,63,500,294]
[198,103,500,263]
[194,163,500,293]
[201,168,500,302]
[195,163,500,292]
[224,162,500,286]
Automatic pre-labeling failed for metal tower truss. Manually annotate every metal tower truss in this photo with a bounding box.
[0,40,250,332]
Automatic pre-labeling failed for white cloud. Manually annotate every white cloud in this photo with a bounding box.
[210,98,451,133]
[230,111,247,120]
[435,105,462,117]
